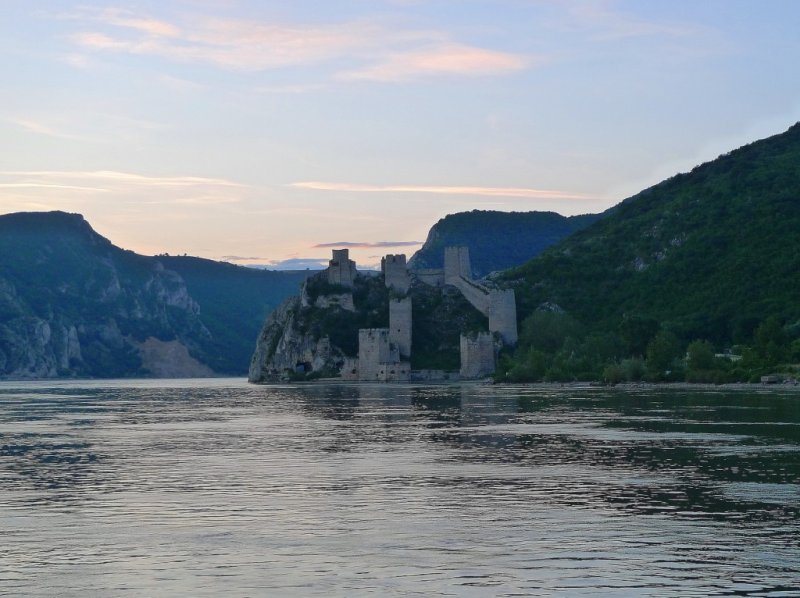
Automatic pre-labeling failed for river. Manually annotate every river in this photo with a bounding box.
[1,379,799,597]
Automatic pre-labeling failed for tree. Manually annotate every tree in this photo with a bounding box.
[619,314,660,357]
[686,339,715,371]
[754,316,788,363]
[646,330,682,375]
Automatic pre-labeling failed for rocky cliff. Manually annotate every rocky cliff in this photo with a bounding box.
[0,211,310,378]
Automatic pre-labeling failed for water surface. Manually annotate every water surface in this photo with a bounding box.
[1,380,799,596]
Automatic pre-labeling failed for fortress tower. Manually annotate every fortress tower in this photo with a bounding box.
[327,249,357,288]
[382,254,410,294]
[444,246,472,283]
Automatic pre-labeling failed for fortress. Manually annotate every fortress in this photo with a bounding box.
[318,246,517,381]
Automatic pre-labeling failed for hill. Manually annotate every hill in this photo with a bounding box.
[499,122,800,383]
[0,212,310,378]
[409,210,602,277]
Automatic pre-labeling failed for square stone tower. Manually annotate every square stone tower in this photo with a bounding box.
[444,246,472,282]
[327,249,357,287]
[381,254,410,294]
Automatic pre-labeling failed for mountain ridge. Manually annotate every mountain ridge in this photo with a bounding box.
[409,209,603,277]
[0,211,310,378]
[497,122,800,382]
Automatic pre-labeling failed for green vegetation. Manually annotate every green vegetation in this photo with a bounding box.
[0,211,310,377]
[297,275,390,356]
[410,285,486,370]
[497,122,800,384]
[409,210,602,277]
[159,255,310,372]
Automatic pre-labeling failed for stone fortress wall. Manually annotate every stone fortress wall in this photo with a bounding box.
[460,332,497,379]
[315,244,517,381]
[441,246,518,346]
[389,298,412,359]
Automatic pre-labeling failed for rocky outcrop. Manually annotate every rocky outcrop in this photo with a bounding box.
[0,262,210,379]
[0,212,212,378]
[248,296,346,382]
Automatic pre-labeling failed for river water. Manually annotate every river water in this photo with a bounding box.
[1,379,799,597]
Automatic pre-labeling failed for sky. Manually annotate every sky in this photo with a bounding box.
[1,1,799,269]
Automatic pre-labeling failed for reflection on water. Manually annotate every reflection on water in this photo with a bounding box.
[1,380,799,597]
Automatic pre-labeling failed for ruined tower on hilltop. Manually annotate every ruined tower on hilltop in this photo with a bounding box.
[327,248,357,287]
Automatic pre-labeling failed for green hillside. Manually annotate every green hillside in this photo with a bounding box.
[158,256,311,373]
[499,123,800,383]
[409,210,602,277]
[0,212,310,377]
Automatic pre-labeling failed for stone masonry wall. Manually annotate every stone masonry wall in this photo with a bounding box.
[382,254,410,294]
[488,289,518,346]
[358,328,399,381]
[444,246,472,282]
[389,298,412,359]
[327,249,357,287]
[460,332,496,379]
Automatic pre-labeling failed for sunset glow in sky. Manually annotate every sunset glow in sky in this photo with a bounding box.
[2,1,799,268]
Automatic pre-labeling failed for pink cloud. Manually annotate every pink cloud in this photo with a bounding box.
[340,44,531,81]
[290,181,593,201]
[65,9,532,79]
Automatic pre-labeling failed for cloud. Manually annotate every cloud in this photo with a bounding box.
[0,170,249,206]
[290,181,594,200]
[8,118,84,141]
[314,240,422,248]
[3,170,246,189]
[63,8,531,81]
[0,183,108,192]
[219,255,269,262]
[339,44,530,81]
[265,257,329,270]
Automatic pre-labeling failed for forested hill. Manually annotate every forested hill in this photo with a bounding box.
[408,210,602,278]
[0,211,310,378]
[499,122,800,382]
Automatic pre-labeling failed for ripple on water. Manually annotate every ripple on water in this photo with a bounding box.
[0,380,799,597]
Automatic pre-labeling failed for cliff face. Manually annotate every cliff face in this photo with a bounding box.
[0,211,309,378]
[0,212,209,378]
[248,295,346,382]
